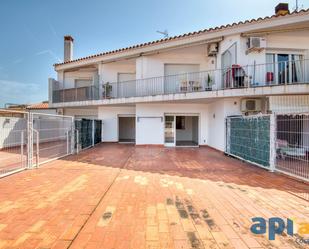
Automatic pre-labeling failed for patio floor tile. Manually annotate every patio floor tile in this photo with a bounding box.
[0,143,307,248]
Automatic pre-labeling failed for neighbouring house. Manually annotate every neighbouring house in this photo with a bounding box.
[26,101,58,115]
[48,4,309,180]
[3,101,58,115]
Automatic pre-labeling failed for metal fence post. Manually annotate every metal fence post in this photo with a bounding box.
[269,113,276,172]
[66,130,69,155]
[35,130,39,168]
[27,112,33,169]
[21,131,24,168]
[92,120,95,147]
[76,129,79,154]
[71,117,75,154]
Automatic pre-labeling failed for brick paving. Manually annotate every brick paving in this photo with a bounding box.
[0,143,308,249]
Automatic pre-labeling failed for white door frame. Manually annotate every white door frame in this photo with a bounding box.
[164,113,200,147]
[164,115,176,147]
[117,114,136,143]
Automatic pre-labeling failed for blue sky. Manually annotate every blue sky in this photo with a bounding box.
[0,0,307,107]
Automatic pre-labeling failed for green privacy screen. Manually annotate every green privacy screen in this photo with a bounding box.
[226,116,270,167]
[75,119,102,150]
[94,120,102,145]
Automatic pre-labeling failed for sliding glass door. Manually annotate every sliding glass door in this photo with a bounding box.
[164,115,175,147]
[278,54,289,84]
[266,53,303,85]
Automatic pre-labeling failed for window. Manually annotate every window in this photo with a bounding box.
[118,73,136,82]
[221,43,237,69]
[164,64,200,76]
[75,79,92,88]
[176,116,186,130]
[266,53,303,85]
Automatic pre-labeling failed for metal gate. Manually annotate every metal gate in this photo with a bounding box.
[0,110,29,176]
[31,113,74,166]
[275,113,309,181]
[0,109,74,177]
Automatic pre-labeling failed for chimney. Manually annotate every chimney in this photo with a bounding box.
[64,35,73,62]
[275,3,290,15]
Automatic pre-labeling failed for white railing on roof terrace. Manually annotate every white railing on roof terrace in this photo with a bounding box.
[51,59,309,103]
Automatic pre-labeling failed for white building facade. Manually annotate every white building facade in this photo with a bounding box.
[49,6,309,153]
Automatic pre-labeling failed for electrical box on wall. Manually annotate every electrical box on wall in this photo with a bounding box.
[207,43,218,57]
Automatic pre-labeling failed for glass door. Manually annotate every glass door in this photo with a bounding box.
[277,54,289,84]
[164,115,175,147]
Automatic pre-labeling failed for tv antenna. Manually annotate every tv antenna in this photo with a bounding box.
[295,0,304,11]
[296,0,299,11]
[156,30,169,38]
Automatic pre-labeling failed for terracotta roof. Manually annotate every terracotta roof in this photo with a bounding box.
[54,9,309,67]
[27,102,50,110]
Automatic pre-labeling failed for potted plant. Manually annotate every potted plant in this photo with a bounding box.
[103,82,113,98]
[206,73,213,91]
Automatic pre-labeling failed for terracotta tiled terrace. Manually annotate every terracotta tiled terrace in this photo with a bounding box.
[0,143,308,249]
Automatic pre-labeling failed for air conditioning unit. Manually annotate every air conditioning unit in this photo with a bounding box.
[207,43,218,56]
[247,37,266,50]
[241,99,262,112]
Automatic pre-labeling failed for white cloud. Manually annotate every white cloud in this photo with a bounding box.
[48,21,59,39]
[11,58,24,65]
[36,49,61,62]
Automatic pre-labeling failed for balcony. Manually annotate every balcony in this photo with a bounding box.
[52,85,100,103]
[51,59,309,104]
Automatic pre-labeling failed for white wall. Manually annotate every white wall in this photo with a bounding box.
[192,116,199,144]
[136,45,215,80]
[207,98,242,151]
[100,61,136,83]
[64,108,98,119]
[62,70,97,89]
[98,106,136,142]
[135,103,208,145]
[0,117,26,149]
[218,31,309,68]
[29,109,57,115]
[96,101,242,149]
[269,95,309,113]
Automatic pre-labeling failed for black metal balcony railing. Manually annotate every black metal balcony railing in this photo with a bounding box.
[51,59,309,103]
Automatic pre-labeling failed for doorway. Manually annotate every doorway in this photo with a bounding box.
[164,114,199,147]
[118,116,136,143]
